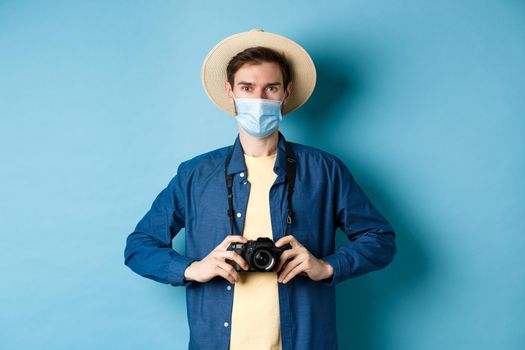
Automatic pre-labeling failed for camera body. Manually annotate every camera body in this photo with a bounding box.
[228,237,287,272]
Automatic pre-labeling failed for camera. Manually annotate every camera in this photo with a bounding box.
[228,237,287,272]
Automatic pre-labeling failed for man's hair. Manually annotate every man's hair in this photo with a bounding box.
[226,46,292,89]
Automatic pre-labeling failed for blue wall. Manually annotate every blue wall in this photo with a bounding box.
[1,1,524,349]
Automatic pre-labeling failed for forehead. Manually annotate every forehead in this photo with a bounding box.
[233,61,283,84]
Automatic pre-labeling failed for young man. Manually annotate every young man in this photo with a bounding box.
[124,29,396,350]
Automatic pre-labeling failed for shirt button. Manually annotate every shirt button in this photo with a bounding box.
[224,322,229,328]
[227,285,232,291]
[240,172,245,177]
[236,212,242,218]
[243,181,247,185]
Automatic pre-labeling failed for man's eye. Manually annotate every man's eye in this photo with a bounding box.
[241,86,250,91]
[267,86,277,92]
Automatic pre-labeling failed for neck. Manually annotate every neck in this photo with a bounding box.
[238,128,279,157]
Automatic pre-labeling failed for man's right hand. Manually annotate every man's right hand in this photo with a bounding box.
[183,235,250,284]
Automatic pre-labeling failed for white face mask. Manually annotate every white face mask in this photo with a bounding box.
[233,94,283,138]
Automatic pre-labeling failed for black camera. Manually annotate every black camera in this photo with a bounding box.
[228,237,287,272]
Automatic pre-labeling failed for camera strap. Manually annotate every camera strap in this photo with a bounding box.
[224,134,296,237]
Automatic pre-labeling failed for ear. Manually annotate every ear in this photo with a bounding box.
[283,81,293,105]
[225,80,233,98]
[224,80,237,115]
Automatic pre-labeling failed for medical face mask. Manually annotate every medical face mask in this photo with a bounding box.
[233,94,283,138]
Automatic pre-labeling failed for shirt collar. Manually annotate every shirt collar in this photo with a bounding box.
[226,130,288,181]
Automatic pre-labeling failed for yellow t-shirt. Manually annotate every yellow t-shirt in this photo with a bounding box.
[229,152,282,350]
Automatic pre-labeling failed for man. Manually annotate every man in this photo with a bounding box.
[124,29,396,350]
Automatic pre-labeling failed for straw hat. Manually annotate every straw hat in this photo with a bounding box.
[201,29,317,116]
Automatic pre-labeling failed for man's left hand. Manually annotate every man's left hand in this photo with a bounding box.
[274,235,334,284]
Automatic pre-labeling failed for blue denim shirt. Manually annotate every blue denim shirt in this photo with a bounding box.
[124,131,396,350]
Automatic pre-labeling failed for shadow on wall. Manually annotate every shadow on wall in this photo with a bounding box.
[297,54,432,350]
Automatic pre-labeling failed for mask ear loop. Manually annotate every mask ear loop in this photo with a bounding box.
[279,95,285,116]
[231,92,238,115]
[278,86,290,115]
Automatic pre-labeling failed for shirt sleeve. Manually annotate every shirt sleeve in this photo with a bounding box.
[321,157,397,287]
[124,161,198,287]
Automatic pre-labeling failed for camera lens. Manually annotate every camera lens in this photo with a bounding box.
[252,249,275,271]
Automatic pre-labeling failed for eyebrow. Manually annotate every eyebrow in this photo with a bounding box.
[237,81,282,86]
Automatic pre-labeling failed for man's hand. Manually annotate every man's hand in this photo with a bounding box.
[184,235,250,284]
[274,235,334,284]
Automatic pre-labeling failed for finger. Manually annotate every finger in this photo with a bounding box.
[216,250,249,271]
[274,249,299,272]
[213,263,237,284]
[275,235,302,248]
[278,255,304,282]
[281,261,307,284]
[275,235,296,248]
[217,235,248,251]
[216,260,241,282]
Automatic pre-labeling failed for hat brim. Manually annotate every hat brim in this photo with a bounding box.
[201,29,317,116]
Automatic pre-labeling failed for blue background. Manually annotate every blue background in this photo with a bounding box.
[1,1,524,349]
